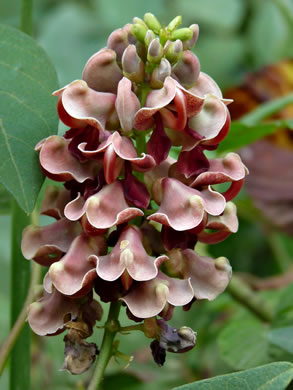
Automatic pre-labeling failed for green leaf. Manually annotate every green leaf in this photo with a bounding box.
[173,362,293,390]
[217,122,277,154]
[268,327,293,356]
[218,310,272,370]
[0,24,58,213]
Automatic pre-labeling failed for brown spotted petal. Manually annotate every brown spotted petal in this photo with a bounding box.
[21,219,82,266]
[53,80,116,131]
[187,95,230,150]
[49,234,106,296]
[173,249,232,300]
[96,225,167,282]
[64,181,143,229]
[36,136,97,183]
[40,186,71,220]
[191,153,248,200]
[27,288,79,336]
[148,178,226,231]
[82,48,123,93]
[121,271,194,318]
[198,202,238,244]
[115,77,140,132]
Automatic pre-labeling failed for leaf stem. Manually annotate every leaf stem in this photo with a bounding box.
[20,0,33,36]
[119,324,144,333]
[227,275,274,322]
[240,92,293,126]
[87,301,121,390]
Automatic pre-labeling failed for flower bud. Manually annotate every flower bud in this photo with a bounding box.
[170,27,193,41]
[172,50,200,88]
[122,44,144,83]
[147,38,164,64]
[133,17,148,28]
[131,23,148,43]
[150,58,171,88]
[167,15,182,32]
[164,39,183,64]
[183,24,199,50]
[144,29,156,47]
[144,13,161,34]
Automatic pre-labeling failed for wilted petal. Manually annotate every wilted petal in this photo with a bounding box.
[121,271,194,318]
[176,144,210,178]
[37,136,97,183]
[198,202,238,244]
[96,225,167,283]
[49,234,106,296]
[65,181,143,229]
[27,288,79,336]
[21,219,81,266]
[147,113,172,165]
[40,186,71,219]
[148,178,226,231]
[115,77,140,132]
[172,249,232,300]
[54,80,116,131]
[82,48,123,93]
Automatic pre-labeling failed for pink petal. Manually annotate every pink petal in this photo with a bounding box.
[54,80,116,131]
[115,77,140,132]
[65,181,143,229]
[179,249,232,300]
[148,178,225,231]
[40,186,71,220]
[27,288,79,336]
[38,136,97,183]
[21,219,81,266]
[82,48,123,93]
[49,234,106,296]
[121,271,193,318]
[96,226,167,282]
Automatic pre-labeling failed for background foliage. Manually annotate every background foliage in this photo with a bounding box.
[1,0,293,389]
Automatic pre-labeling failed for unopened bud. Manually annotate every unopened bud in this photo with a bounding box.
[167,15,182,32]
[147,38,164,64]
[131,23,148,43]
[172,50,200,88]
[144,13,162,34]
[122,44,144,83]
[183,24,199,50]
[133,17,148,28]
[215,256,232,276]
[164,39,183,64]
[145,29,156,47]
[170,27,193,41]
[150,58,171,88]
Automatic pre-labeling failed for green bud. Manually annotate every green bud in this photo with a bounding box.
[144,13,162,34]
[170,27,193,41]
[145,29,156,47]
[147,38,164,64]
[164,39,183,64]
[131,23,148,43]
[167,15,182,32]
[133,17,148,28]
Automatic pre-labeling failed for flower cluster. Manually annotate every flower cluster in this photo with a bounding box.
[22,13,248,370]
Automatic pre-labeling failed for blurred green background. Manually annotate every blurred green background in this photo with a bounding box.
[1,0,293,389]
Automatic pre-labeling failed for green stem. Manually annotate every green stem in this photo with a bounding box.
[119,324,144,333]
[87,301,121,390]
[20,0,33,36]
[8,201,31,389]
[0,260,41,375]
[267,232,292,273]
[240,92,293,126]
[135,132,147,156]
[227,275,274,322]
